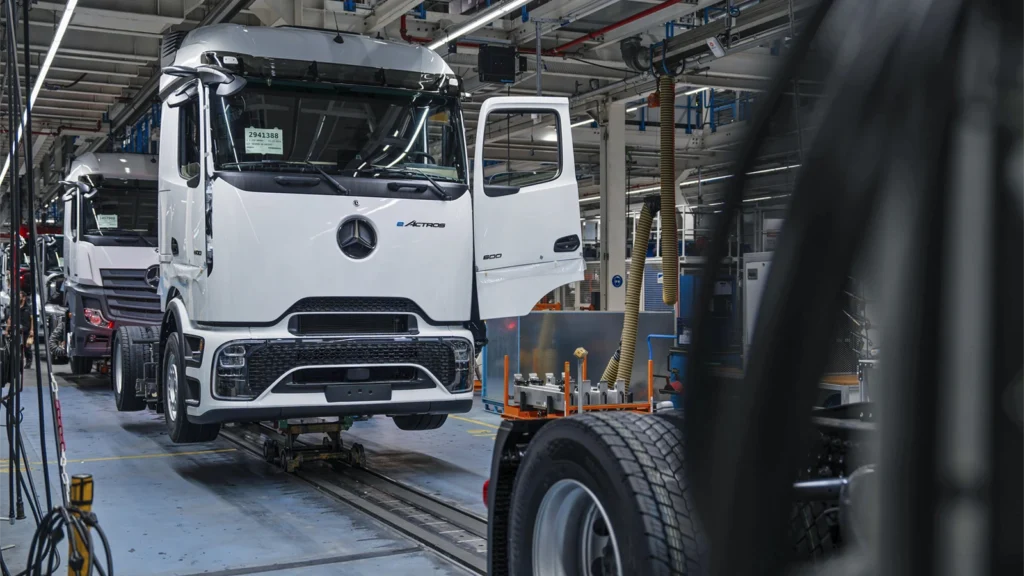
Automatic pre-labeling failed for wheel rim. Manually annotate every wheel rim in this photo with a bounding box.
[165,351,179,422]
[532,479,622,576]
[113,342,123,394]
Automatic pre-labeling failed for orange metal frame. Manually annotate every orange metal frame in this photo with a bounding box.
[500,355,651,421]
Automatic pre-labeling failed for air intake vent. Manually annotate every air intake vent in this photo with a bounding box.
[161,30,187,68]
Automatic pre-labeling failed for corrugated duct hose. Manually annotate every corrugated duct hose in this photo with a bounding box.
[600,195,661,391]
[600,76,677,393]
[659,74,679,308]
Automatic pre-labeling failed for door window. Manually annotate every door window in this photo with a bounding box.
[179,96,201,185]
[482,110,561,193]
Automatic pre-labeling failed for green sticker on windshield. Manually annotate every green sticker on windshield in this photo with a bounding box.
[245,127,284,155]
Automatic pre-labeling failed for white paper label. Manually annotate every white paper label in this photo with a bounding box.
[96,214,118,229]
[244,127,284,155]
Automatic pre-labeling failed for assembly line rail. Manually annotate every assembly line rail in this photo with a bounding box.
[218,425,488,575]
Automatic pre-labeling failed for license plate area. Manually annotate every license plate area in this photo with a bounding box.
[324,383,392,403]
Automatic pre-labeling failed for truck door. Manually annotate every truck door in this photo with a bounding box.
[472,97,584,319]
[63,193,77,281]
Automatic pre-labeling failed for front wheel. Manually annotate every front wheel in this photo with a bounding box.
[112,328,145,412]
[508,412,707,576]
[392,414,447,430]
[162,332,219,443]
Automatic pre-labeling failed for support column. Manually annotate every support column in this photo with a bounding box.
[599,97,627,312]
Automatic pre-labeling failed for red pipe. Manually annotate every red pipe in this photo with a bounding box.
[552,0,681,54]
[400,14,434,43]
[400,15,482,48]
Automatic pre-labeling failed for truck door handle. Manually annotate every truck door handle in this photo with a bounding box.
[171,238,179,256]
[553,234,581,253]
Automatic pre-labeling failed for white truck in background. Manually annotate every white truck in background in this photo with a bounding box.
[60,153,161,378]
[116,24,584,443]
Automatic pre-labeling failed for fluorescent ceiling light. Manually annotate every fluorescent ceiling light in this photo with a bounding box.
[571,118,595,128]
[428,0,530,50]
[0,0,79,189]
[683,87,708,96]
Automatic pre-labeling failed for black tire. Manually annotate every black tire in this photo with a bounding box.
[392,414,447,430]
[508,412,706,576]
[112,328,145,412]
[162,332,220,443]
[69,355,92,375]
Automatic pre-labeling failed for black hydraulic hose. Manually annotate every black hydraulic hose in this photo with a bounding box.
[682,1,1003,575]
[18,0,54,514]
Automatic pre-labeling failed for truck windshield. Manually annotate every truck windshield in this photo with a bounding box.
[210,84,466,184]
[81,179,158,240]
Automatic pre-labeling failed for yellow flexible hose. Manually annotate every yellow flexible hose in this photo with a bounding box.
[614,201,656,393]
[659,75,679,306]
[600,353,620,385]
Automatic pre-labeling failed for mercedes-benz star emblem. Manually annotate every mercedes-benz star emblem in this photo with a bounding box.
[337,217,377,260]
[144,265,160,289]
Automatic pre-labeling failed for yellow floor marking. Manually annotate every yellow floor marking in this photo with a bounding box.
[449,414,500,430]
[0,447,236,471]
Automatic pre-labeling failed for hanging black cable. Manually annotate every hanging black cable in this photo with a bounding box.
[16,0,54,513]
[3,14,15,529]
[5,0,26,525]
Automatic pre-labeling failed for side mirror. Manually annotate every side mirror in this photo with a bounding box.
[166,82,197,109]
[195,65,233,85]
[163,65,197,78]
[163,65,245,98]
[215,75,246,97]
[59,180,90,202]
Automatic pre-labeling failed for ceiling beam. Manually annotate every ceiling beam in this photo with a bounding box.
[363,0,424,33]
[510,0,620,45]
[1,62,144,79]
[19,43,157,63]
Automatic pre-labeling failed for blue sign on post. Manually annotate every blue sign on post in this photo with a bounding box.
[611,275,624,288]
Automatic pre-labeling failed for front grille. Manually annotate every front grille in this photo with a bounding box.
[99,269,160,323]
[288,297,432,318]
[246,339,457,397]
[288,313,417,336]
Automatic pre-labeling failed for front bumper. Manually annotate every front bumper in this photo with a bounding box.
[67,277,160,357]
[183,317,475,424]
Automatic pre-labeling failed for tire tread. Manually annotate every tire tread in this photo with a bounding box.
[392,414,447,431]
[509,411,706,575]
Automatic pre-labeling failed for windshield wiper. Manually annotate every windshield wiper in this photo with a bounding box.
[367,166,452,201]
[302,161,350,196]
[219,160,350,195]
[220,160,300,170]
[132,233,156,248]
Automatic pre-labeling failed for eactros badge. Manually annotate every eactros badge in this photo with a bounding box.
[396,220,445,228]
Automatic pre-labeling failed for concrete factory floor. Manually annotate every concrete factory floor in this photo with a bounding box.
[1,363,499,575]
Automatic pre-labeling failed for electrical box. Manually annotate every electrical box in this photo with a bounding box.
[743,252,772,363]
[478,45,517,83]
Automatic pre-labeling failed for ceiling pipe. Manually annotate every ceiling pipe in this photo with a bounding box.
[551,0,681,55]
[400,15,483,49]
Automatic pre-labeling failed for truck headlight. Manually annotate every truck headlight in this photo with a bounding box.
[214,343,255,399]
[83,308,114,329]
[448,339,472,393]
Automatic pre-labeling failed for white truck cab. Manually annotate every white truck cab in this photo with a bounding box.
[61,153,160,374]
[122,25,582,442]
